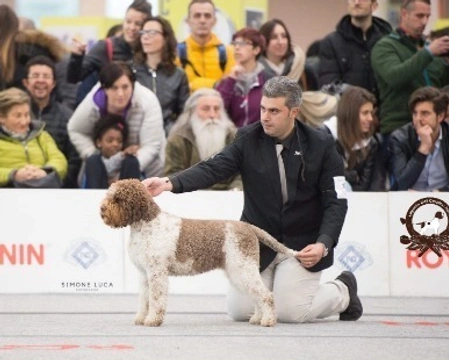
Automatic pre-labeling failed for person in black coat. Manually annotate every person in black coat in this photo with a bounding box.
[133,16,189,136]
[23,56,81,188]
[143,76,363,324]
[319,0,391,98]
[66,0,152,103]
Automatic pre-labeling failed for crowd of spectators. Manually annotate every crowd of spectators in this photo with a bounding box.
[1,0,449,191]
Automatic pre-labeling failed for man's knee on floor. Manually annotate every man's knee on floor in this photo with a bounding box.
[276,303,311,323]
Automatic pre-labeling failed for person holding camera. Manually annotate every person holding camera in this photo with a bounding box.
[371,0,449,141]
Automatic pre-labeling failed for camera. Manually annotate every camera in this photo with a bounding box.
[429,27,449,57]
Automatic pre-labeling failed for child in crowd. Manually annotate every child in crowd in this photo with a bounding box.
[83,114,141,189]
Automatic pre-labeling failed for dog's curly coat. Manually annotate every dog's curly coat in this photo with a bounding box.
[100,179,298,327]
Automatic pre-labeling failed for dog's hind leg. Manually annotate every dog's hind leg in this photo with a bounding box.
[134,270,149,325]
[143,269,169,327]
[227,262,277,327]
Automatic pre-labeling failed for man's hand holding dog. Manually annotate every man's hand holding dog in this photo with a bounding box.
[142,177,173,196]
[296,244,325,268]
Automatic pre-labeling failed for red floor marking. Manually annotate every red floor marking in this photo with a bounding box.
[415,321,438,326]
[381,321,401,326]
[87,345,134,350]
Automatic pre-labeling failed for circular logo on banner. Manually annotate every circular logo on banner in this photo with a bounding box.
[399,197,449,257]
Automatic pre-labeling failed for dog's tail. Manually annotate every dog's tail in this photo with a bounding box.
[250,225,298,257]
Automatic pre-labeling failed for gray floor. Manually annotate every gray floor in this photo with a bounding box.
[1,294,449,360]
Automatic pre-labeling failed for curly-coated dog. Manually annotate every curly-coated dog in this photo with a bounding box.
[100,179,298,327]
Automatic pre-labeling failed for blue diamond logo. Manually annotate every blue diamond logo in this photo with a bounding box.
[71,242,99,269]
[338,245,365,272]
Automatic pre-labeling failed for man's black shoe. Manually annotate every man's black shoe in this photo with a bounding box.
[336,271,363,321]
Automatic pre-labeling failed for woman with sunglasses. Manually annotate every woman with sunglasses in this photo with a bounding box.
[134,16,189,136]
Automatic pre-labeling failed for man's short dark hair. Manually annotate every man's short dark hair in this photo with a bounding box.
[188,0,216,15]
[25,55,56,79]
[262,76,302,110]
[401,0,431,10]
[409,86,449,116]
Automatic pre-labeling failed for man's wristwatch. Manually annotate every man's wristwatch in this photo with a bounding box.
[318,242,328,258]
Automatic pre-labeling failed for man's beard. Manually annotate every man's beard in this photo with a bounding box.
[191,115,229,161]
[351,13,371,22]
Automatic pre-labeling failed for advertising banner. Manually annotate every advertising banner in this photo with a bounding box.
[0,190,124,293]
[389,192,449,297]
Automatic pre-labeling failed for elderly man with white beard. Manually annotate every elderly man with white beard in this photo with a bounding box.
[164,88,242,190]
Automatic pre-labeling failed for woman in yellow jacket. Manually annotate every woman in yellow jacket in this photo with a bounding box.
[0,88,67,187]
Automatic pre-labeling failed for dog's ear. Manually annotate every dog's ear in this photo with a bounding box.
[112,179,159,225]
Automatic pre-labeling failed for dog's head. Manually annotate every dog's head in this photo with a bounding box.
[100,179,160,228]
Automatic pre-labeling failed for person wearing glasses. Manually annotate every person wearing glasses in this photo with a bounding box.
[371,0,449,139]
[216,28,273,128]
[177,0,235,92]
[319,0,392,99]
[22,56,81,188]
[133,16,190,136]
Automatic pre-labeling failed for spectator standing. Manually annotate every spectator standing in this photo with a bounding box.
[67,0,152,102]
[67,61,165,179]
[388,86,449,191]
[258,19,308,90]
[134,16,189,135]
[23,56,81,188]
[164,88,241,190]
[371,0,449,137]
[0,88,67,187]
[319,0,391,98]
[0,5,66,91]
[177,0,235,92]
[216,27,272,128]
[84,114,141,189]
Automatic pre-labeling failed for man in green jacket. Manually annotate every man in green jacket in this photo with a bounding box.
[371,0,449,136]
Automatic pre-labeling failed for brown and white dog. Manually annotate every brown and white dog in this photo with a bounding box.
[100,179,298,327]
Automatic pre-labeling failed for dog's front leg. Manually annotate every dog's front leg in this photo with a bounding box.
[134,270,149,325]
[144,269,169,327]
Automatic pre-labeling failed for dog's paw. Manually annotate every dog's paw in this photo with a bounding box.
[143,315,164,327]
[134,312,147,325]
[260,316,277,327]
[249,314,261,325]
